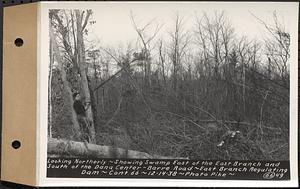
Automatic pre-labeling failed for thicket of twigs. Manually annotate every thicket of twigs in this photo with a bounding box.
[49,10,290,160]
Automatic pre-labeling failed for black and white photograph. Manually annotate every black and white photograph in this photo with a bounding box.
[45,2,297,181]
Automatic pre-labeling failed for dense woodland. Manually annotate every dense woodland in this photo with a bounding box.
[48,9,290,160]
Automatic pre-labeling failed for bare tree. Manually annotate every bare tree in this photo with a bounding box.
[168,12,190,94]
[158,39,167,85]
[236,36,252,116]
[194,11,235,77]
[251,11,290,84]
[50,9,97,143]
[130,12,163,88]
[75,10,97,144]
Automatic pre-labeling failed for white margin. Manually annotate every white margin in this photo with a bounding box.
[38,1,299,187]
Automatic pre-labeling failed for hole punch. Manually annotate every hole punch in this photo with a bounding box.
[14,38,24,47]
[12,140,21,149]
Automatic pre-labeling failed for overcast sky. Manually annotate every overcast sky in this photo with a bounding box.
[83,2,295,48]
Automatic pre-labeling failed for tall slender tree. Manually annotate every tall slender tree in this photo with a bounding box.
[75,10,96,144]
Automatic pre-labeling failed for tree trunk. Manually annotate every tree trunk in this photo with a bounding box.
[50,29,81,141]
[48,35,53,138]
[48,138,185,159]
[145,56,151,88]
[157,41,166,86]
[75,10,96,144]
[242,60,246,118]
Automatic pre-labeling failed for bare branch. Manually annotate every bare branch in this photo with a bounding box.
[82,10,92,31]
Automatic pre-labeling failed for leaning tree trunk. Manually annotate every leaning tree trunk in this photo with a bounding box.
[75,10,96,144]
[48,138,185,159]
[50,29,81,141]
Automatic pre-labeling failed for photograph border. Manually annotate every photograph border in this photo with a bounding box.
[38,1,298,187]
